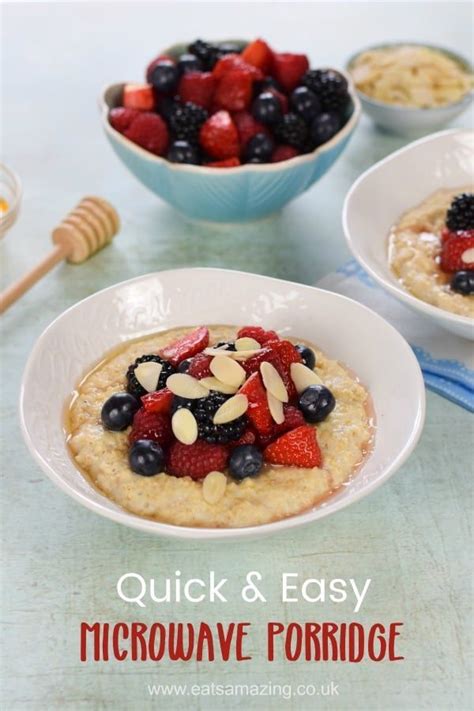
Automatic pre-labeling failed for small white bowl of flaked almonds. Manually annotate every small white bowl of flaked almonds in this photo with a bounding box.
[347,42,473,137]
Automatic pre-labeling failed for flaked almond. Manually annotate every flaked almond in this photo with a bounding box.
[267,390,285,424]
[202,471,227,505]
[235,337,261,351]
[203,347,265,361]
[231,349,265,361]
[210,355,246,388]
[260,361,288,403]
[462,247,474,263]
[213,393,248,424]
[200,377,239,395]
[167,373,209,399]
[171,408,198,445]
[134,361,162,393]
[290,362,323,393]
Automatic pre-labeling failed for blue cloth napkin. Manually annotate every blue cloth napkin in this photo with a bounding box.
[317,260,474,412]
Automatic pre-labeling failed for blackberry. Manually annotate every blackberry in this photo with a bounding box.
[168,102,208,144]
[301,69,349,112]
[446,193,474,231]
[188,39,219,70]
[214,341,237,351]
[170,396,195,416]
[194,392,247,444]
[273,113,308,150]
[126,355,175,399]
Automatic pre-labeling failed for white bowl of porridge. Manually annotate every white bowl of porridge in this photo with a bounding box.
[343,129,474,340]
[20,268,424,539]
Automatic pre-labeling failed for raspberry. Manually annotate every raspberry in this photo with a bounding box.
[123,112,169,156]
[230,428,257,448]
[199,111,240,160]
[129,409,172,447]
[440,233,474,273]
[178,71,216,109]
[187,353,213,379]
[109,107,140,133]
[264,425,321,468]
[272,145,300,162]
[237,326,280,345]
[167,440,229,480]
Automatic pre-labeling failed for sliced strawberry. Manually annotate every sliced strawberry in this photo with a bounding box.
[272,145,300,162]
[129,409,172,447]
[212,53,263,80]
[239,372,273,434]
[232,111,269,149]
[178,71,216,109]
[109,107,140,133]
[167,440,229,480]
[204,157,241,168]
[241,347,274,376]
[187,353,213,378]
[440,232,474,272]
[199,110,240,160]
[241,39,274,74]
[160,327,210,367]
[214,69,254,112]
[141,387,173,414]
[272,52,309,92]
[237,326,280,345]
[123,83,155,111]
[257,405,306,448]
[264,425,321,468]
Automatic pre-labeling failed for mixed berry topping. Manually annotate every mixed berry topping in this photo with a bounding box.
[109,37,352,166]
[440,193,474,295]
[100,326,337,484]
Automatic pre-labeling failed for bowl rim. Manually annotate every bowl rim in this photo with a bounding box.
[19,267,426,540]
[100,72,361,175]
[345,40,474,113]
[343,127,474,329]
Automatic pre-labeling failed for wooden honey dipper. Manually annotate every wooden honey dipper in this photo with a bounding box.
[0,196,120,314]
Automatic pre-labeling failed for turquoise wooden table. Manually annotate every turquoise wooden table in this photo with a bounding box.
[1,3,472,709]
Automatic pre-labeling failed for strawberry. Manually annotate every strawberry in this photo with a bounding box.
[141,387,173,414]
[232,111,269,149]
[239,372,273,434]
[199,111,240,160]
[269,88,289,114]
[178,71,216,109]
[258,405,306,448]
[440,232,474,272]
[272,145,300,162]
[167,440,229,480]
[187,353,213,378]
[212,54,263,80]
[272,52,310,92]
[160,326,209,367]
[123,83,155,111]
[237,326,280,345]
[146,54,174,83]
[267,340,302,400]
[129,409,172,446]
[123,112,169,156]
[204,157,241,168]
[214,70,254,112]
[264,425,322,468]
[241,347,274,376]
[109,107,140,133]
[241,38,274,74]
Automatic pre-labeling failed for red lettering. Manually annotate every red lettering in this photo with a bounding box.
[196,623,214,661]
[235,623,252,661]
[131,622,148,661]
[112,623,129,661]
[389,623,404,660]
[267,622,284,661]
[149,623,166,661]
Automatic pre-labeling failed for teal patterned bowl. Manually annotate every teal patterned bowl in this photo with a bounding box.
[100,63,360,222]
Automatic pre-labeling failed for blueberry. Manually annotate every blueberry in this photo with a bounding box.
[290,86,321,122]
[150,59,179,93]
[299,385,336,423]
[177,358,191,373]
[158,96,179,122]
[295,344,316,370]
[255,76,282,94]
[101,392,140,431]
[244,133,274,163]
[229,445,263,480]
[450,270,474,295]
[177,53,203,74]
[251,92,282,125]
[129,440,164,476]
[310,112,341,146]
[167,140,200,164]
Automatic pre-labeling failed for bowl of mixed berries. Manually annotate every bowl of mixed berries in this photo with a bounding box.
[101,37,360,221]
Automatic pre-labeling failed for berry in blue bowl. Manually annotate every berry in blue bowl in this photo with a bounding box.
[100,37,360,222]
